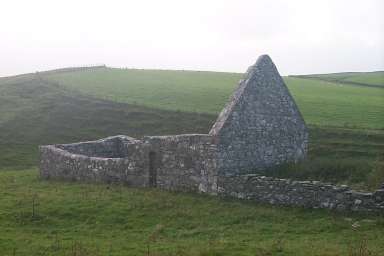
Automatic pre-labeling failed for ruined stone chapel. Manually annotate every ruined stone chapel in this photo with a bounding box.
[39,55,384,212]
[40,55,308,193]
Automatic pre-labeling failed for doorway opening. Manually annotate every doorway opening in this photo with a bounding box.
[149,151,157,187]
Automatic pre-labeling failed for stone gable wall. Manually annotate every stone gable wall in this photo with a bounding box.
[210,55,308,175]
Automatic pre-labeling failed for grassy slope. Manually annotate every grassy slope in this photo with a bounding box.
[0,71,383,186]
[0,70,384,255]
[1,169,384,256]
[293,71,384,88]
[343,72,384,86]
[0,74,215,169]
[42,68,384,129]
[269,127,384,188]
[284,77,384,129]
[42,68,243,114]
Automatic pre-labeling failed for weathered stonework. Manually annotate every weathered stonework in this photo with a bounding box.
[218,175,384,212]
[39,55,383,213]
[40,136,150,187]
[40,135,217,193]
[210,55,307,175]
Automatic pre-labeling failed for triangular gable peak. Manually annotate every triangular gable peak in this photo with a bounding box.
[210,55,308,174]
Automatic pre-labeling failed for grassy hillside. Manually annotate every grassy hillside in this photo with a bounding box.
[284,77,384,129]
[1,169,384,256]
[0,74,214,170]
[41,68,243,114]
[41,68,384,129]
[0,71,383,187]
[343,72,384,87]
[0,68,383,255]
[292,71,384,88]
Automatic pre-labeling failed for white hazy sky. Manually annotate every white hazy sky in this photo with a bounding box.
[0,0,383,76]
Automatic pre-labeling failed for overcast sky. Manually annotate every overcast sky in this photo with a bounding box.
[0,0,383,77]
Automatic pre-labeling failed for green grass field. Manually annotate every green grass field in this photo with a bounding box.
[293,71,384,88]
[284,77,384,128]
[41,68,384,129]
[41,68,242,114]
[0,68,383,255]
[1,71,383,188]
[1,70,383,184]
[342,72,384,87]
[1,169,384,256]
[0,74,214,169]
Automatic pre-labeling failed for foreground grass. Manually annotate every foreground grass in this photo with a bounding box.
[1,169,384,256]
[40,68,384,129]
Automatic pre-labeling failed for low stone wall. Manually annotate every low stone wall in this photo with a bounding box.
[55,136,136,158]
[218,174,384,213]
[39,134,218,193]
[39,137,149,187]
[144,134,217,194]
[39,135,384,213]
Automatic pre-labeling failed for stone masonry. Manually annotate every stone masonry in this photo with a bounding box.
[39,55,383,213]
[219,175,384,212]
[210,55,307,175]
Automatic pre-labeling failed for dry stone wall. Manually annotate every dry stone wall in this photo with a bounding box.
[55,136,135,158]
[39,137,149,187]
[39,135,218,193]
[39,135,384,213]
[218,175,384,212]
[144,134,217,193]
